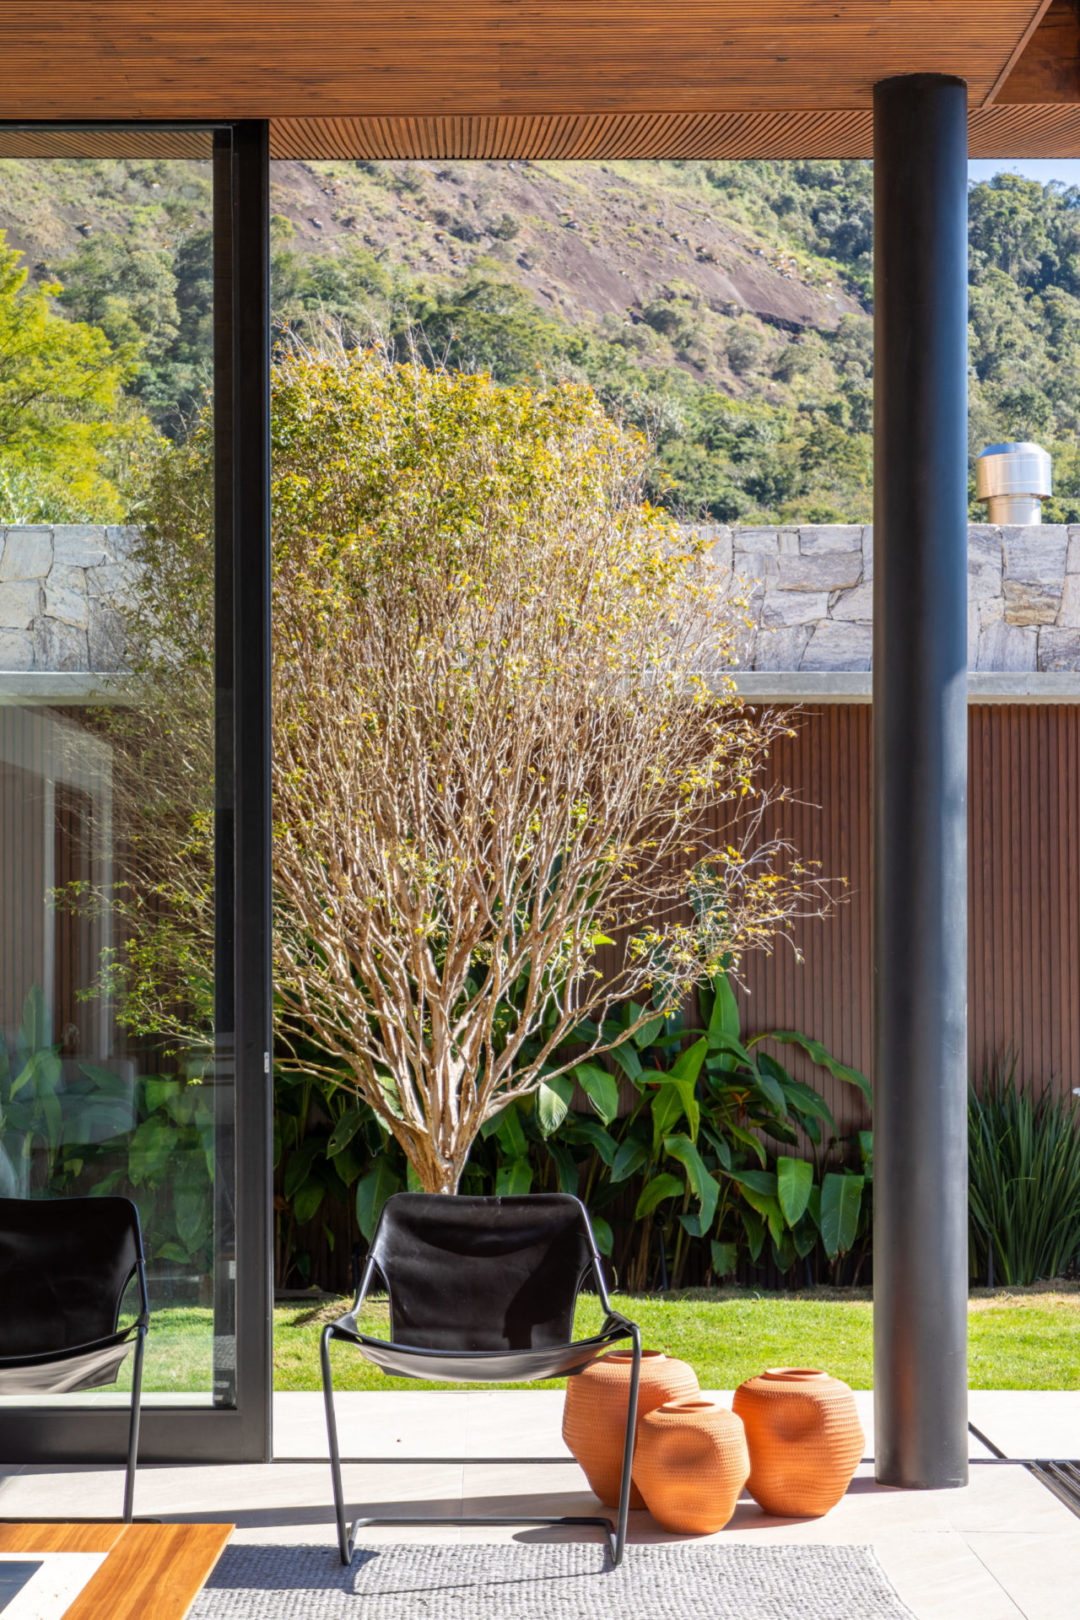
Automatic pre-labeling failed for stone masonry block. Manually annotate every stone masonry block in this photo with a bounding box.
[52,526,108,567]
[46,563,88,593]
[800,620,872,671]
[968,527,1003,601]
[1058,574,1080,629]
[0,580,41,629]
[0,528,52,581]
[976,618,1037,672]
[87,560,138,601]
[829,582,874,621]
[733,527,780,555]
[105,525,140,559]
[44,584,89,628]
[732,552,778,594]
[799,525,863,555]
[1068,529,1080,575]
[0,629,34,671]
[1003,579,1061,627]
[761,590,830,627]
[700,525,733,576]
[1002,524,1068,584]
[861,526,873,582]
[88,600,125,670]
[753,624,812,671]
[774,552,862,592]
[1038,627,1080,671]
[33,617,89,671]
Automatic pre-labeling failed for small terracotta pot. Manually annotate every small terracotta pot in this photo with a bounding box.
[562,1349,699,1508]
[733,1367,865,1518]
[635,1398,750,1534]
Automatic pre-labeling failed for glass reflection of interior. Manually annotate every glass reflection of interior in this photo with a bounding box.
[0,152,229,1406]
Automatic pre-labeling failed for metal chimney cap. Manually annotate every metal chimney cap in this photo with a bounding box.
[976,441,1052,500]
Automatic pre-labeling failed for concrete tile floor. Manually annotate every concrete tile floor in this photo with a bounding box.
[1,1391,1078,1619]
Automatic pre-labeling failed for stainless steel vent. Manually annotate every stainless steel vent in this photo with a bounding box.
[976,442,1052,525]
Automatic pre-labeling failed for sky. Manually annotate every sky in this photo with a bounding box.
[968,159,1080,188]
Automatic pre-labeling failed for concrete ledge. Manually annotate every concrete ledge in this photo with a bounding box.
[730,672,1080,704]
[4,670,1080,707]
[0,672,133,706]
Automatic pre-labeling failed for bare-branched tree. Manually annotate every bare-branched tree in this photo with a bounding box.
[89,346,835,1193]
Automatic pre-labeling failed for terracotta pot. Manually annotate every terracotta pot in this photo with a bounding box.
[635,1398,750,1534]
[562,1349,699,1508]
[733,1367,865,1518]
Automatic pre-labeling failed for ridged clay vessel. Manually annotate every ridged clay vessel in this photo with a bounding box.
[733,1367,865,1518]
[562,1349,699,1508]
[635,1398,750,1533]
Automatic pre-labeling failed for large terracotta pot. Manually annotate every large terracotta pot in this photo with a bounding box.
[562,1349,699,1508]
[635,1398,750,1534]
[733,1367,865,1518]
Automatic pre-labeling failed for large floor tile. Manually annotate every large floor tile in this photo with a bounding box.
[968,1392,1080,1460]
[964,1530,1080,1620]
[274,1391,472,1459]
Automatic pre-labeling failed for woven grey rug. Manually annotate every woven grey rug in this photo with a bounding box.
[188,1542,914,1619]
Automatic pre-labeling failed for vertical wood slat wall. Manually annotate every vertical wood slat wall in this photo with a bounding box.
[4,699,1078,1126]
[735,703,1080,1131]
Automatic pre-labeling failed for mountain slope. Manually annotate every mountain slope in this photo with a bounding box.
[0,156,1078,524]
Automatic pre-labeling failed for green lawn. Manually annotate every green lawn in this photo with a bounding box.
[120,1286,1080,1395]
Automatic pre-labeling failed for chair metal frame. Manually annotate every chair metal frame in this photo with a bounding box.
[320,1194,642,1567]
[0,1197,150,1521]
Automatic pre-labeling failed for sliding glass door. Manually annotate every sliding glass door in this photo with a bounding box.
[0,121,271,1463]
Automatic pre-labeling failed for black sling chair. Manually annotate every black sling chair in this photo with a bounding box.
[0,1196,150,1521]
[321,1192,642,1566]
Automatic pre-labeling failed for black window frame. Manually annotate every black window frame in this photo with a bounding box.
[0,119,273,1466]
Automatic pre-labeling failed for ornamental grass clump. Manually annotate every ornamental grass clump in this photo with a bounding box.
[92,346,837,1197]
[968,1058,1080,1285]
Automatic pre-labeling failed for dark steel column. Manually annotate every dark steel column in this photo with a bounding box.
[872,75,969,1490]
[214,120,274,1459]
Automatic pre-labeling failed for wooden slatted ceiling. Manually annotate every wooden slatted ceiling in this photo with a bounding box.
[269,103,1080,159]
[0,3,1050,119]
[3,102,1080,161]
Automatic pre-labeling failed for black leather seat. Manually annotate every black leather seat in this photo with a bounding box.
[0,1195,150,1520]
[321,1192,641,1565]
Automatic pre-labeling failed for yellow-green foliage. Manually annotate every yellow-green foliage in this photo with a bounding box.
[0,232,146,521]
[119,349,826,1195]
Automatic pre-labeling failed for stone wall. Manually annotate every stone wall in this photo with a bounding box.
[0,525,134,673]
[4,521,1080,677]
[699,522,1080,673]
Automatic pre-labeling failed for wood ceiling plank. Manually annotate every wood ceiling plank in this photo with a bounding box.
[983,0,1056,104]
[0,3,1050,118]
[995,0,1080,102]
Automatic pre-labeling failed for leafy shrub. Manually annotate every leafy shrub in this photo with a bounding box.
[487,212,520,241]
[276,971,871,1291]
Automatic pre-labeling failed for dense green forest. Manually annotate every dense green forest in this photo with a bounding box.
[2,156,1080,523]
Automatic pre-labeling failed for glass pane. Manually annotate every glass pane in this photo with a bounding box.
[0,147,230,1407]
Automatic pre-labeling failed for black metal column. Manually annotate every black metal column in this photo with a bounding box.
[872,74,969,1490]
[214,120,274,1459]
